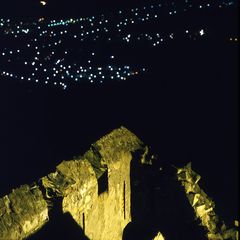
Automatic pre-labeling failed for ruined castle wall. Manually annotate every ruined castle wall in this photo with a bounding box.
[0,184,48,240]
[57,148,134,240]
[81,151,132,240]
[60,159,99,227]
[0,127,144,240]
[44,127,141,240]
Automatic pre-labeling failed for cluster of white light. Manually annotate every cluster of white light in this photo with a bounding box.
[121,28,206,46]
[0,18,43,37]
[229,37,238,42]
[42,0,234,31]
[0,70,67,89]
[0,36,145,89]
[0,0,235,39]
[0,0,236,90]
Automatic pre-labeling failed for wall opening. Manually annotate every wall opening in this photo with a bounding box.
[123,181,126,219]
[82,213,85,234]
[98,168,108,195]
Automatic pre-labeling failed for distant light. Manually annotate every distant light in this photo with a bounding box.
[199,29,205,36]
[40,1,47,6]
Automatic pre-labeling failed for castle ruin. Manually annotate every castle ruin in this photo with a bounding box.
[0,127,147,240]
[0,127,238,240]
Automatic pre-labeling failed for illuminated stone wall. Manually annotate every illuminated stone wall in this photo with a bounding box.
[0,184,48,240]
[41,127,143,240]
[0,127,144,240]
[79,152,132,240]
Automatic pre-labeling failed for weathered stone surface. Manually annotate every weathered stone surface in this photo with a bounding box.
[79,151,133,240]
[0,184,48,240]
[41,126,144,240]
[41,159,96,198]
[176,163,238,240]
[90,126,143,165]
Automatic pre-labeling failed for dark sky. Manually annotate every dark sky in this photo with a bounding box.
[0,0,147,17]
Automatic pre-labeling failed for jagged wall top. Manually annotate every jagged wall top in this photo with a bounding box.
[82,126,143,178]
[93,126,143,163]
[41,126,143,195]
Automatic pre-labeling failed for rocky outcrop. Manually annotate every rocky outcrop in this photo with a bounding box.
[152,232,165,240]
[176,163,238,240]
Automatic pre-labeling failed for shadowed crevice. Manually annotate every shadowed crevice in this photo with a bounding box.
[123,154,207,240]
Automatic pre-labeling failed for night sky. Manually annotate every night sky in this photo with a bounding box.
[0,0,239,238]
[1,0,146,17]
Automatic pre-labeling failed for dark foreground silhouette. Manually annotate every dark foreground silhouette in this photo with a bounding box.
[122,157,207,240]
[28,198,90,240]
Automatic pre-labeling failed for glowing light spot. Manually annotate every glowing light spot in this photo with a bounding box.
[40,1,47,6]
[199,29,205,36]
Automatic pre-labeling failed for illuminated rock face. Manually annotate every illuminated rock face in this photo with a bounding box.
[0,127,144,240]
[177,163,238,240]
[153,232,165,240]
